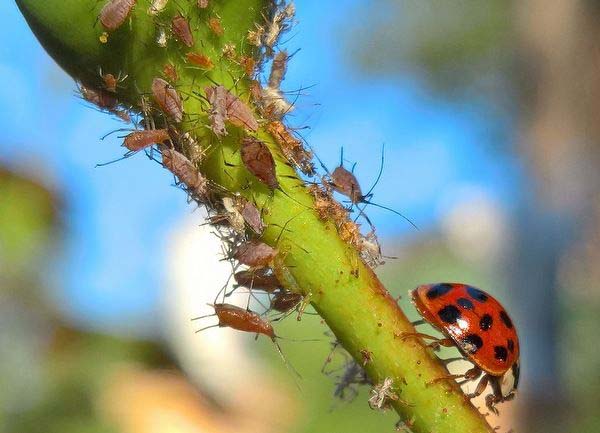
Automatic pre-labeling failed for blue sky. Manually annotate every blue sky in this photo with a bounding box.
[0,1,520,333]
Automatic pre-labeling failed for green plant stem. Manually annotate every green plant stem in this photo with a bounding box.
[16,1,494,431]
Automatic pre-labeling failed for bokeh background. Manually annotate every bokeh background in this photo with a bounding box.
[2,1,599,432]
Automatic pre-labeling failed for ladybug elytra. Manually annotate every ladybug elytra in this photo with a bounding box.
[410,283,520,414]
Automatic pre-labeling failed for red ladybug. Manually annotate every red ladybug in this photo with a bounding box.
[410,283,520,414]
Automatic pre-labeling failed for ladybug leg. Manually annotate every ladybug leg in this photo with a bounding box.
[397,332,441,343]
[428,338,454,351]
[485,394,501,416]
[466,373,490,399]
[427,366,481,386]
[410,319,427,327]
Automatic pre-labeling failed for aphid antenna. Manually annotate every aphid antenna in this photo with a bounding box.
[356,200,419,231]
[94,151,137,168]
[271,209,309,248]
[194,324,220,333]
[99,127,135,141]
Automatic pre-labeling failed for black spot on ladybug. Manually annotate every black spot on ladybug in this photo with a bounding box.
[438,305,461,324]
[507,339,515,353]
[461,334,483,354]
[426,283,453,299]
[456,297,474,310]
[494,345,508,362]
[467,286,488,303]
[499,310,513,329]
[479,314,493,331]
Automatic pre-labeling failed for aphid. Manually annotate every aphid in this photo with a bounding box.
[409,283,520,415]
[266,121,315,176]
[368,377,398,410]
[239,56,256,76]
[215,196,263,234]
[358,230,384,268]
[171,14,194,47]
[197,0,209,8]
[270,291,303,313]
[162,148,207,200]
[234,268,281,292]
[200,303,276,339]
[334,360,371,400]
[156,27,168,47]
[99,0,136,31]
[221,43,237,60]
[328,148,417,229]
[163,63,178,82]
[233,240,277,267]
[247,24,264,47]
[148,0,168,15]
[79,84,117,109]
[99,32,109,44]
[205,85,259,135]
[193,304,299,380]
[263,2,295,54]
[241,137,279,189]
[102,73,118,92]
[240,199,264,234]
[260,86,294,118]
[186,52,214,70]
[268,50,288,90]
[152,78,183,122]
[123,129,170,151]
[208,17,224,36]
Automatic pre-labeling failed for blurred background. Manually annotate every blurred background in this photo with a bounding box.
[1,0,599,432]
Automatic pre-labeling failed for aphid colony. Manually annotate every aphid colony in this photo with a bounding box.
[88,0,525,424]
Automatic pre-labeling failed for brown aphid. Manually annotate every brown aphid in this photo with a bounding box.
[162,148,207,200]
[123,129,170,151]
[241,137,278,189]
[99,0,137,31]
[266,121,315,176]
[152,78,183,122]
[205,85,258,135]
[268,50,288,90]
[221,43,237,60]
[197,0,209,8]
[240,56,256,76]
[79,84,117,109]
[163,63,178,82]
[271,291,303,313]
[186,52,214,70]
[240,201,264,234]
[234,268,280,292]
[247,25,264,47]
[234,240,277,267]
[208,17,224,36]
[102,73,118,92]
[331,165,362,203]
[211,303,275,339]
[171,14,194,47]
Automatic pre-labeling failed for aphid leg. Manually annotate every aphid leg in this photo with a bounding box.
[427,366,482,386]
[296,291,312,321]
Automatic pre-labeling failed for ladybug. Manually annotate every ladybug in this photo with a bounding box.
[410,283,520,414]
